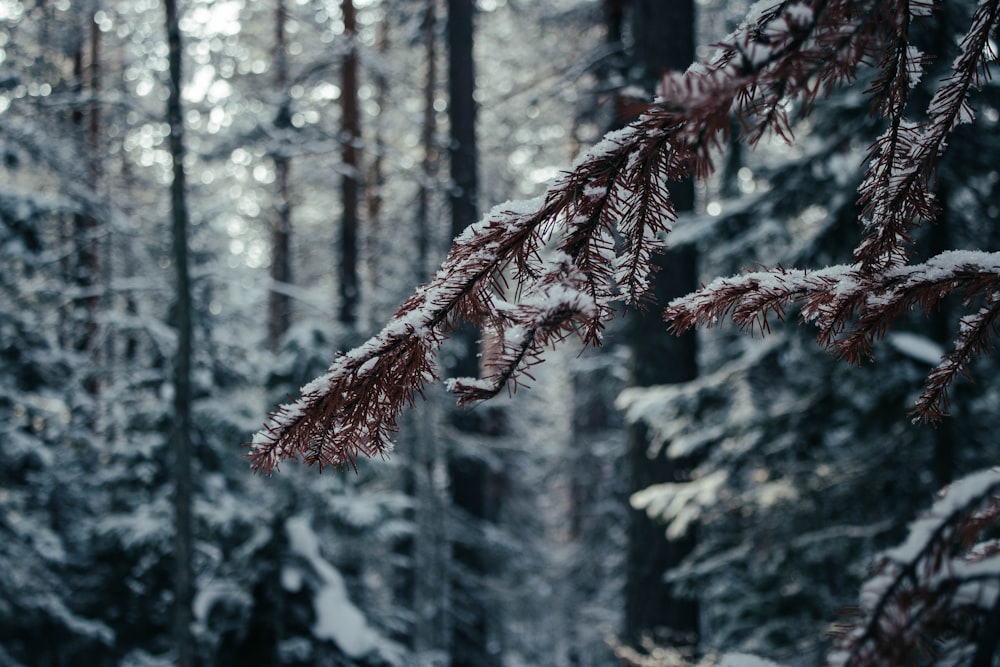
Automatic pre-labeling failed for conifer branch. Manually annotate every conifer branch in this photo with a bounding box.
[251,0,1000,471]
[668,252,1000,421]
[250,1,857,471]
[855,0,1000,270]
[914,291,1000,421]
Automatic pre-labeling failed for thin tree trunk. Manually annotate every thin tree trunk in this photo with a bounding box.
[364,15,388,305]
[164,0,195,662]
[72,16,102,396]
[268,0,293,350]
[927,8,954,490]
[339,0,361,326]
[445,3,503,666]
[415,0,439,281]
[446,0,477,249]
[410,2,448,657]
[623,0,700,650]
[446,0,480,383]
[929,181,954,489]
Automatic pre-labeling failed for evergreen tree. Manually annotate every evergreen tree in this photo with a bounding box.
[614,0,701,651]
[163,0,195,661]
[268,0,294,351]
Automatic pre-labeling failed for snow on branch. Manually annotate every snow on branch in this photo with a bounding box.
[855,0,1000,271]
[250,0,1000,471]
[249,1,864,472]
[828,468,1000,667]
[667,251,1000,420]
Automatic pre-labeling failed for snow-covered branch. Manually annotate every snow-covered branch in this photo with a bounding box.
[250,1,862,472]
[855,0,1000,270]
[667,251,1000,420]
[251,0,1000,470]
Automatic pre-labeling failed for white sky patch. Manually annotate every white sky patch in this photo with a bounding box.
[182,0,242,38]
[184,66,215,104]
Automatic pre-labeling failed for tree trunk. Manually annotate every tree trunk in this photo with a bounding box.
[447,0,477,245]
[622,0,700,650]
[339,0,361,326]
[445,3,502,666]
[446,0,480,381]
[415,0,439,280]
[928,180,954,489]
[365,15,388,304]
[164,0,195,662]
[927,7,954,491]
[409,3,448,657]
[268,0,293,350]
[71,15,102,396]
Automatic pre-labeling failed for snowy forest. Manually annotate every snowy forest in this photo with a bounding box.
[4,0,1000,665]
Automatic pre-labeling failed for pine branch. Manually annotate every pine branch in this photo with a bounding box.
[668,252,1000,419]
[249,1,863,472]
[914,292,1000,421]
[447,252,602,404]
[250,0,1000,469]
[854,0,1000,270]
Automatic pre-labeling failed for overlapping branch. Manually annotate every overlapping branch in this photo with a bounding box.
[828,469,1000,667]
[250,0,869,472]
[855,0,1000,270]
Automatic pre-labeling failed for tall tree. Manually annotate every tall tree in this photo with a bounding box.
[445,2,504,666]
[268,0,293,350]
[620,0,700,651]
[415,0,439,280]
[447,0,478,250]
[340,0,361,326]
[164,0,195,662]
[446,0,481,380]
[70,12,103,396]
[364,13,388,303]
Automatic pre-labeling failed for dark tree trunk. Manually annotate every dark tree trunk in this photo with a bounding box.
[415,0,439,280]
[445,3,502,666]
[929,180,954,489]
[719,115,744,200]
[365,16,388,298]
[447,0,478,244]
[927,7,954,491]
[339,0,361,326]
[447,0,480,381]
[268,0,293,350]
[622,0,700,650]
[164,0,195,662]
[71,16,102,396]
[605,0,626,45]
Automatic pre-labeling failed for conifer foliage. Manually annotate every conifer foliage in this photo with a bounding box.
[250,1,1000,663]
[250,0,999,463]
